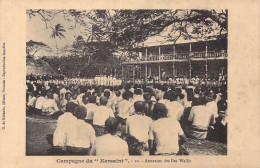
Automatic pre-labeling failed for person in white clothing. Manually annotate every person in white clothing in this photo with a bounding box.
[116,91,133,124]
[132,89,144,103]
[53,102,79,147]
[53,104,96,155]
[34,90,47,114]
[92,96,114,136]
[186,95,215,140]
[60,92,72,112]
[206,93,218,119]
[148,103,187,155]
[165,91,184,121]
[126,101,152,142]
[158,91,170,105]
[83,95,98,124]
[27,91,37,107]
[126,101,153,155]
[90,118,129,156]
[93,96,114,126]
[42,92,59,115]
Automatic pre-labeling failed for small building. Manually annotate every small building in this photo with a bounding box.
[122,37,227,84]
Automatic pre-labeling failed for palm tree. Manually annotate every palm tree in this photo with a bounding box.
[50,24,66,71]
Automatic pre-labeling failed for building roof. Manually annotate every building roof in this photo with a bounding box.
[133,34,227,49]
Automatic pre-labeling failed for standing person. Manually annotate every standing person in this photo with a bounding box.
[92,96,114,136]
[148,103,187,155]
[90,118,129,156]
[126,101,153,155]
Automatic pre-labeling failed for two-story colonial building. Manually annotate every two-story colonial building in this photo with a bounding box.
[122,37,227,84]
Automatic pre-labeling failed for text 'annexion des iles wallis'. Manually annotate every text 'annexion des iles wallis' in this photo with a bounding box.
[56,158,191,164]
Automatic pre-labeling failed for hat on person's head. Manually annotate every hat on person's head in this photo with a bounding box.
[66,102,79,113]
[73,106,87,119]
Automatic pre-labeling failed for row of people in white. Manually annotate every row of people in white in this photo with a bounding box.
[28,82,225,155]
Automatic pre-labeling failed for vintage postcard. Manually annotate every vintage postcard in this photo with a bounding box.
[0,0,259,167]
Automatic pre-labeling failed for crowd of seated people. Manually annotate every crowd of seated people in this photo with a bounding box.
[26,81,228,155]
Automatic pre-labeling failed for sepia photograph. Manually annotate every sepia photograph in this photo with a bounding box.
[25,9,228,156]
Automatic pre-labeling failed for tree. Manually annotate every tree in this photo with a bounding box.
[92,9,228,48]
[72,35,85,57]
[50,24,66,70]
[27,9,228,50]
[26,40,52,57]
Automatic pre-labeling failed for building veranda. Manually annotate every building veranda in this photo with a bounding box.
[122,38,227,85]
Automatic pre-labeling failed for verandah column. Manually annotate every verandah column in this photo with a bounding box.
[189,43,192,81]
[145,48,148,85]
[145,63,147,85]
[172,62,176,77]
[158,46,161,60]
[205,42,208,80]
[133,65,135,85]
[158,63,161,83]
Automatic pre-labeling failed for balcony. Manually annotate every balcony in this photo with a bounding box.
[123,50,227,63]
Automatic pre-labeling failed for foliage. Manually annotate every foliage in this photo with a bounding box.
[27,9,227,49]
[50,24,66,39]
[27,9,228,78]
[50,24,66,61]
[26,40,52,56]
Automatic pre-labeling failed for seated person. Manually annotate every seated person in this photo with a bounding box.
[42,92,59,115]
[213,101,227,143]
[92,96,114,136]
[126,101,153,155]
[90,118,129,156]
[53,102,79,147]
[143,92,155,118]
[83,95,98,124]
[186,95,215,140]
[53,104,96,155]
[117,91,133,124]
[34,90,47,115]
[149,103,187,155]
[165,91,184,121]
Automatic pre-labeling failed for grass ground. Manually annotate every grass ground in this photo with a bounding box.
[26,116,227,156]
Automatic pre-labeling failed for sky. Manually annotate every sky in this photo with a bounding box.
[26,11,88,57]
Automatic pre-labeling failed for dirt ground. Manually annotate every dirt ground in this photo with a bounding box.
[26,116,227,156]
